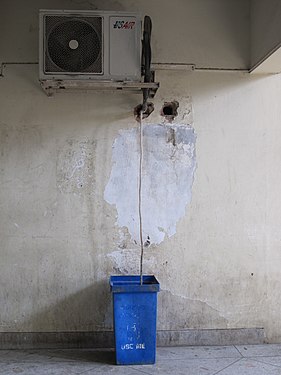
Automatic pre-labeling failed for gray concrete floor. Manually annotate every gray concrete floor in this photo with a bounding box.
[1,345,281,374]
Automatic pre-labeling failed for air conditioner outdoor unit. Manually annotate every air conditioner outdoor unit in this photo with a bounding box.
[39,9,142,81]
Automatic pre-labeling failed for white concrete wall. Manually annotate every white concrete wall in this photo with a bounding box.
[2,0,281,343]
[251,0,281,69]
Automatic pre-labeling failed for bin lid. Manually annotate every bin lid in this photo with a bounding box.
[110,275,160,293]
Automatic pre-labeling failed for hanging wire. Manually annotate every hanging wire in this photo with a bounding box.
[138,110,144,285]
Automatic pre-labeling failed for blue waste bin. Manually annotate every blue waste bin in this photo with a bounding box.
[110,275,160,365]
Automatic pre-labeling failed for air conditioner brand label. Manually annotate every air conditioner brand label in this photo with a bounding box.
[113,20,135,29]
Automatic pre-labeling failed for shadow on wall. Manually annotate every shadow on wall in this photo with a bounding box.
[23,280,113,332]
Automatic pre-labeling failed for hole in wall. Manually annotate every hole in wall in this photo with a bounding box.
[144,235,151,247]
[161,100,179,121]
[134,102,154,122]
[163,106,173,116]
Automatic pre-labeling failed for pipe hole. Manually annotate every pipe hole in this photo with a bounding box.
[161,101,179,121]
[163,105,174,116]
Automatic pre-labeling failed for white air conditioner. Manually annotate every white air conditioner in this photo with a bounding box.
[39,9,142,81]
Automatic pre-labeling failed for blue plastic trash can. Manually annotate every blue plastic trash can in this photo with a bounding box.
[110,275,160,365]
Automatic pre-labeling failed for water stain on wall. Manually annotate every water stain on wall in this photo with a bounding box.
[158,290,228,330]
[104,123,197,245]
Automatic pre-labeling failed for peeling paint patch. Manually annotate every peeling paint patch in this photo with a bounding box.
[104,123,196,245]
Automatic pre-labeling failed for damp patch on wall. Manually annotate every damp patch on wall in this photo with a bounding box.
[104,123,197,245]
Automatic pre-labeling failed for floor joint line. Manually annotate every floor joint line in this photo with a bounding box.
[233,345,244,357]
[211,358,242,375]
[250,357,281,369]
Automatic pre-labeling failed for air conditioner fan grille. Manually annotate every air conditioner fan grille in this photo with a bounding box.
[45,16,102,74]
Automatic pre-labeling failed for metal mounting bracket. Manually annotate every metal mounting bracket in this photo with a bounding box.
[40,78,159,97]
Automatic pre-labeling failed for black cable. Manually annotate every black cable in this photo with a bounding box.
[142,16,152,111]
